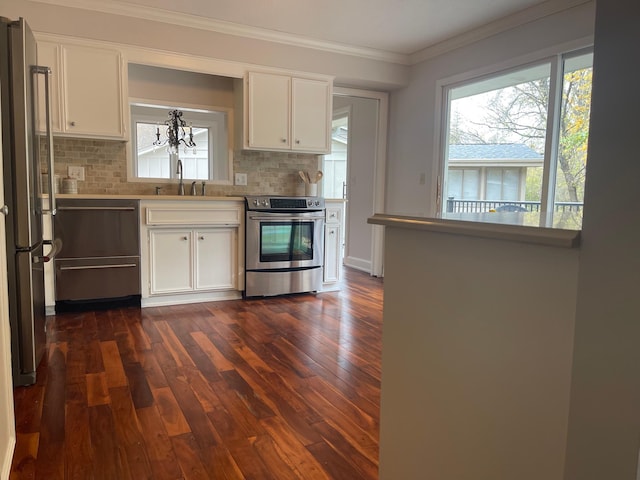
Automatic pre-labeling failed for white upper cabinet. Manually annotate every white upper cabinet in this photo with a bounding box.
[291,77,331,152]
[247,72,291,149]
[244,71,332,154]
[61,44,125,139]
[36,39,126,139]
[36,41,63,133]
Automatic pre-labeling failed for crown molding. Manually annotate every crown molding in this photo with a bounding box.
[29,0,593,67]
[28,0,411,65]
[410,0,593,64]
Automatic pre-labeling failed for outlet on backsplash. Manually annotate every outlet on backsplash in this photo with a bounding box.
[234,173,247,186]
[67,165,85,181]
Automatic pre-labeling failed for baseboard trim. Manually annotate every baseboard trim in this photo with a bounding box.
[1,433,15,480]
[344,256,371,274]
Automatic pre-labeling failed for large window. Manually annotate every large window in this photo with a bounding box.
[130,103,231,182]
[441,49,593,227]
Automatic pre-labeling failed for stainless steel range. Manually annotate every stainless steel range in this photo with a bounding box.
[245,195,325,297]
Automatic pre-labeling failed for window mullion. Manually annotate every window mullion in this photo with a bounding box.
[539,56,563,226]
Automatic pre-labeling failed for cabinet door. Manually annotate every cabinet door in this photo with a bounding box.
[61,44,124,138]
[291,77,331,153]
[149,230,193,294]
[324,224,341,283]
[36,41,62,133]
[247,72,290,149]
[195,228,236,291]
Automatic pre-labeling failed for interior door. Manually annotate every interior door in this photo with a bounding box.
[322,110,349,262]
[327,90,387,276]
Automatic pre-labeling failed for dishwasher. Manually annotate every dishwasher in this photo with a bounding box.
[54,198,141,311]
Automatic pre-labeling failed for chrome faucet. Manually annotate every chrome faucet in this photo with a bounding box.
[176,159,184,195]
[190,181,197,196]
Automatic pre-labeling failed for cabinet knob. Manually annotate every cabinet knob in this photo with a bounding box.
[70,121,76,127]
[295,139,300,144]
[0,205,8,216]
[330,213,336,218]
[329,229,335,235]
[181,236,188,241]
[199,236,205,240]
[280,138,287,143]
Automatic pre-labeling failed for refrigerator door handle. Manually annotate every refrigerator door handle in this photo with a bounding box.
[33,65,56,216]
[33,238,62,264]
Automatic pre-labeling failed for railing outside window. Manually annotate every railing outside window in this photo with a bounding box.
[445,198,583,213]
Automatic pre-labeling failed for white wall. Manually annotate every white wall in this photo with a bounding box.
[379,1,640,478]
[128,64,235,109]
[0,0,408,90]
[379,227,579,479]
[563,1,640,478]
[385,2,596,217]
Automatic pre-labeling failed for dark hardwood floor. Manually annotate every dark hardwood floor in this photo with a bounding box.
[10,267,383,479]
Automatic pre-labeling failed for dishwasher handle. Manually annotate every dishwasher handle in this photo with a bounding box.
[57,206,137,211]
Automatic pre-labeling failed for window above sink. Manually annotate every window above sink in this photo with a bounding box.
[130,103,232,183]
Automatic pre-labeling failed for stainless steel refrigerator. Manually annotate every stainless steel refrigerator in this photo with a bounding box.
[1,17,57,386]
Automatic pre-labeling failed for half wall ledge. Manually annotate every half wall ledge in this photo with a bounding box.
[367,213,581,248]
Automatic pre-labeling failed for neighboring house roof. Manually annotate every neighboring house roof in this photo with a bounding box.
[448,143,543,167]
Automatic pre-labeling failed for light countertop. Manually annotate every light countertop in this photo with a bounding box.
[368,212,581,248]
[49,194,245,202]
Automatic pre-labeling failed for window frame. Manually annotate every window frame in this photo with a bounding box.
[128,101,233,184]
[434,42,593,227]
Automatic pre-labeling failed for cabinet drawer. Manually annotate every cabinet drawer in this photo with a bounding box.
[146,207,241,226]
[55,256,140,301]
[325,206,342,224]
[55,199,140,257]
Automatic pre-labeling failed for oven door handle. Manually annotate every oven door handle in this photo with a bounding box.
[248,215,324,221]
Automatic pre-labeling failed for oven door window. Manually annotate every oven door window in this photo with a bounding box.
[260,221,314,262]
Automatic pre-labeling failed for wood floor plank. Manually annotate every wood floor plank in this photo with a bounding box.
[251,434,302,480]
[136,405,184,480]
[123,362,154,409]
[155,320,197,368]
[259,416,330,480]
[9,433,39,479]
[191,330,235,372]
[151,386,192,437]
[64,382,93,480]
[109,386,154,479]
[88,404,131,480]
[138,349,168,390]
[100,340,128,388]
[171,433,217,480]
[86,372,110,407]
[11,267,383,480]
[311,420,379,480]
[33,346,66,480]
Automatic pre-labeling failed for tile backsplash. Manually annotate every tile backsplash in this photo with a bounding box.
[43,137,321,197]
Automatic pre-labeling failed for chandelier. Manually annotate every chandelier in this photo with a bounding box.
[153,109,196,154]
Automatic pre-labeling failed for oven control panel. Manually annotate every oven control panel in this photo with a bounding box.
[245,195,325,211]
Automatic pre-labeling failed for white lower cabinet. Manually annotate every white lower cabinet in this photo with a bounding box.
[149,229,194,294]
[194,228,236,291]
[322,200,345,291]
[324,224,341,284]
[150,228,236,295]
[141,200,244,307]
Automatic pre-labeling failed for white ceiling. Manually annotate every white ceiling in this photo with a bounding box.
[34,0,588,62]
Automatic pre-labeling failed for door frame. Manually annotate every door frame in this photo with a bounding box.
[330,87,388,277]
